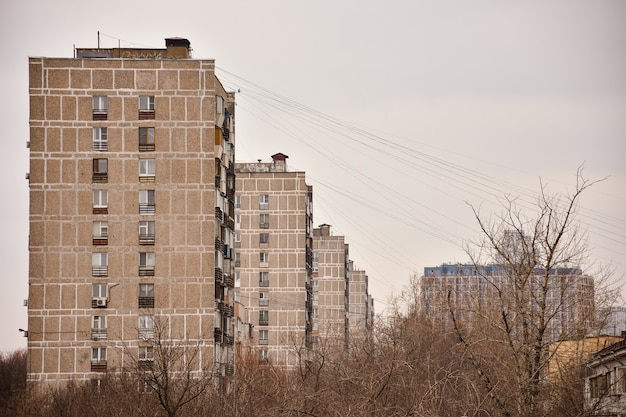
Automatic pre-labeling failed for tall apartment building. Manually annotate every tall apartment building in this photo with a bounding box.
[27,38,236,386]
[234,154,313,368]
[312,224,373,347]
[420,263,595,341]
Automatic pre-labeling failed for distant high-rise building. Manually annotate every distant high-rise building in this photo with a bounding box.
[312,224,373,347]
[420,263,594,341]
[234,154,314,367]
[27,38,236,386]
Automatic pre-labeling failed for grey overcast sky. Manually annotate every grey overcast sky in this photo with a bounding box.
[1,0,625,351]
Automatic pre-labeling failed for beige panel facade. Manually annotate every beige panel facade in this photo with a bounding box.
[234,156,313,368]
[28,38,236,386]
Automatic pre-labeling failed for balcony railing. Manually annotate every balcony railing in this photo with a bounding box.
[92,111,108,121]
[92,236,108,246]
[138,297,155,309]
[92,266,108,277]
[139,175,155,183]
[139,266,155,276]
[259,299,269,307]
[91,361,107,372]
[139,143,155,152]
[93,206,108,215]
[92,173,108,183]
[138,359,154,370]
[258,319,269,326]
[259,280,270,287]
[258,339,269,346]
[91,329,107,340]
[139,203,155,214]
[93,141,108,151]
[139,234,155,245]
[138,110,155,120]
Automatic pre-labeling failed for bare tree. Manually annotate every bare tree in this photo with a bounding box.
[452,169,617,417]
[120,317,216,417]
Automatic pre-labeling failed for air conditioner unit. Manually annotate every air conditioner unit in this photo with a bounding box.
[95,297,107,307]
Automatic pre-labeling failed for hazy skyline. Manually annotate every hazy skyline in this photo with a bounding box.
[1,0,624,351]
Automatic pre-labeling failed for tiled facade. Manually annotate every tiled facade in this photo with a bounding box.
[312,225,373,348]
[234,154,314,368]
[27,38,236,386]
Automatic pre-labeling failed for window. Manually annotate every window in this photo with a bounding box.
[139,283,155,308]
[139,96,155,120]
[259,349,268,361]
[139,127,155,151]
[91,347,107,365]
[235,271,241,287]
[92,96,108,120]
[92,221,108,245]
[259,214,269,229]
[92,253,108,276]
[259,310,269,326]
[138,315,154,339]
[313,280,318,288]
[92,316,107,339]
[259,271,269,287]
[259,252,269,264]
[93,190,108,214]
[92,283,107,298]
[91,347,107,371]
[139,96,155,111]
[259,291,269,306]
[235,252,241,267]
[258,329,268,345]
[139,221,155,245]
[138,346,154,369]
[590,373,609,398]
[93,127,108,151]
[259,233,269,244]
[139,252,155,276]
[92,158,108,183]
[259,195,269,210]
[139,190,155,214]
[139,159,156,182]
[235,195,241,208]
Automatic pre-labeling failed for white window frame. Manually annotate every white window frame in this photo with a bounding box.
[140,252,155,268]
[139,190,155,205]
[138,315,154,331]
[139,159,156,177]
[139,283,155,298]
[259,214,269,229]
[259,233,269,244]
[139,221,155,237]
[139,346,154,361]
[91,347,106,363]
[92,221,108,238]
[139,96,155,111]
[92,316,106,329]
[92,96,108,113]
[93,127,108,151]
[92,252,108,267]
[93,190,108,208]
[258,329,268,344]
[259,194,269,210]
[260,252,269,263]
[92,283,107,298]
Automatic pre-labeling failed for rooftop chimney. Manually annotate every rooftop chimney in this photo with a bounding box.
[164,37,191,58]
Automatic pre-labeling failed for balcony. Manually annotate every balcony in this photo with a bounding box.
[92,266,108,277]
[138,110,155,120]
[223,275,234,288]
[139,143,155,152]
[259,280,270,287]
[139,234,155,245]
[92,173,108,183]
[139,203,155,215]
[139,175,155,183]
[93,207,108,215]
[92,235,108,246]
[215,237,223,252]
[258,339,269,346]
[91,329,107,340]
[93,141,108,151]
[138,297,155,309]
[139,266,155,276]
[259,299,269,307]
[91,361,107,372]
[92,110,108,121]
[258,319,269,326]
[138,359,153,371]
